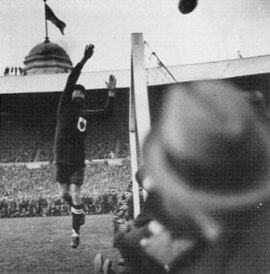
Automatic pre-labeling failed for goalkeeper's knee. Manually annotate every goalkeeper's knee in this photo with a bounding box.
[62,193,72,205]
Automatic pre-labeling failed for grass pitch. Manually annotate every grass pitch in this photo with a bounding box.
[0,214,120,273]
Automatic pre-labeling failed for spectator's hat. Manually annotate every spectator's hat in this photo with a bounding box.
[143,81,270,215]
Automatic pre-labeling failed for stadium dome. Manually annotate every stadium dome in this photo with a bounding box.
[23,38,73,75]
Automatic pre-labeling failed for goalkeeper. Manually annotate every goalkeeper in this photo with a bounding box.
[54,44,116,248]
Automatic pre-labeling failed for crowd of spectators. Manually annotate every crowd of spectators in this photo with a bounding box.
[0,137,130,163]
[0,125,130,163]
[3,66,23,76]
[0,161,132,218]
[0,133,38,163]
[0,91,132,219]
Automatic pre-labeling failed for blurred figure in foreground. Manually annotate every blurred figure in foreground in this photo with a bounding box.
[95,81,270,274]
[140,81,270,273]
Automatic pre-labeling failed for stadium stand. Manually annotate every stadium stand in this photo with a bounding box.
[0,85,165,218]
[0,90,130,217]
[0,89,131,163]
[0,161,131,218]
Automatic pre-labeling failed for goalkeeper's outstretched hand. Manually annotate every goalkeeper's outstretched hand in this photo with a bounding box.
[83,44,95,60]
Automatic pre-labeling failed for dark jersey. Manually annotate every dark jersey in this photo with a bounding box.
[54,62,114,167]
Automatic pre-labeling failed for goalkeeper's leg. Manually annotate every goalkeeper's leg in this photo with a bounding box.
[57,182,72,205]
[70,182,85,248]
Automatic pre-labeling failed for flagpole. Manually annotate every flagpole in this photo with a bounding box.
[44,0,49,42]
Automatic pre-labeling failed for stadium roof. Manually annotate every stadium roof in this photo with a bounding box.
[1,54,270,94]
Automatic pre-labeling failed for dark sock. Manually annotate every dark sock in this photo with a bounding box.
[71,204,85,233]
[72,212,81,234]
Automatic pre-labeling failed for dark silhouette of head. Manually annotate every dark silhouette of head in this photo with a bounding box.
[72,84,86,104]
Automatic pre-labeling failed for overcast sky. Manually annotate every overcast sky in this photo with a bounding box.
[1,0,270,74]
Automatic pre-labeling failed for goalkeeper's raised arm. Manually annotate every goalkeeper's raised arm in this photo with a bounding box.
[84,74,116,119]
[57,44,94,114]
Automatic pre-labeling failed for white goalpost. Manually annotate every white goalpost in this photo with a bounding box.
[129,33,151,218]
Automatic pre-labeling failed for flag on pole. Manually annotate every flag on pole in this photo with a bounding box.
[45,4,66,35]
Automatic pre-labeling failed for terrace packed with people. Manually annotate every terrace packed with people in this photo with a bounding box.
[0,90,153,219]
[0,120,130,163]
[0,161,132,218]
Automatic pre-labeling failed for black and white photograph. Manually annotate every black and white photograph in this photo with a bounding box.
[1,0,270,273]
